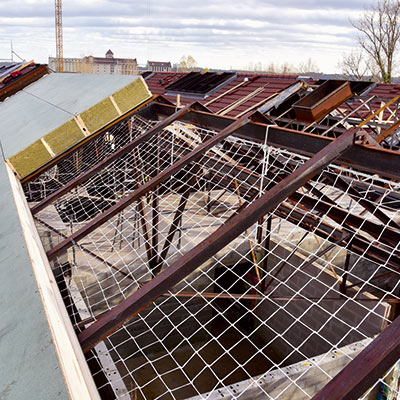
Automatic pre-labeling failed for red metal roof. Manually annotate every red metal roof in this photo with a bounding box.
[145,71,299,118]
[343,83,400,120]
[144,72,187,95]
[204,74,298,117]
[0,63,49,102]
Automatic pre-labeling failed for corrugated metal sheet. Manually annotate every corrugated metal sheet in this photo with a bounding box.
[144,72,298,118]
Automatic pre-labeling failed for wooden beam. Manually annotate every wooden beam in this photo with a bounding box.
[312,315,400,400]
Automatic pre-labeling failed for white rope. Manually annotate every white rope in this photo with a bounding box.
[31,119,400,399]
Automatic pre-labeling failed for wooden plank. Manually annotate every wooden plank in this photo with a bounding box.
[312,315,400,400]
[6,163,100,400]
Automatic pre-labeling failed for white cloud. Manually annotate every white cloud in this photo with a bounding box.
[0,0,365,72]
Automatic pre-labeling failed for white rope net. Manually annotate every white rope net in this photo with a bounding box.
[30,116,400,399]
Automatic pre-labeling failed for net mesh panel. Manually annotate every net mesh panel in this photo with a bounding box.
[22,115,158,202]
[31,118,400,399]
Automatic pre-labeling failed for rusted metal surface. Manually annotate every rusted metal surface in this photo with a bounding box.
[288,191,400,247]
[276,201,400,272]
[34,216,133,280]
[0,64,48,102]
[312,315,400,400]
[293,80,353,123]
[148,102,400,180]
[154,186,193,276]
[78,128,355,353]
[46,113,253,261]
[322,171,400,230]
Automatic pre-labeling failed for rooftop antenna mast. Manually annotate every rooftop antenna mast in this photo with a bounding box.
[55,0,63,72]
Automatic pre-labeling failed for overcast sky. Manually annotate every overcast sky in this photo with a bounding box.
[0,0,370,73]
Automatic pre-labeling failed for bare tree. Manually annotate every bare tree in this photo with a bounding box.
[351,0,400,83]
[178,55,198,72]
[297,57,320,74]
[338,49,371,80]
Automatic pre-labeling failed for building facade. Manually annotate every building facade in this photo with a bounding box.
[146,61,172,72]
[48,50,138,75]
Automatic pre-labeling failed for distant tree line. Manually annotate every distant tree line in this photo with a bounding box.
[244,58,320,75]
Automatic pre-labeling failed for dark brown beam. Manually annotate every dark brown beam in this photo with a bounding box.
[137,199,154,268]
[288,191,400,248]
[150,192,159,269]
[0,64,48,102]
[312,315,400,400]
[276,202,400,271]
[322,171,400,230]
[31,104,193,215]
[203,151,400,266]
[46,114,253,261]
[147,102,400,180]
[78,128,355,353]
[201,146,400,251]
[154,186,193,276]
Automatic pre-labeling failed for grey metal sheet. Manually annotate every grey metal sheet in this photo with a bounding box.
[0,73,140,158]
[0,161,68,399]
[0,62,21,79]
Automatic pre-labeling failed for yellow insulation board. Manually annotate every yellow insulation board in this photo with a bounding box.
[8,76,152,179]
[112,78,152,114]
[44,119,86,155]
[9,140,52,178]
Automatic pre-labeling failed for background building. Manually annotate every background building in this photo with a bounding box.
[48,49,138,75]
[146,60,172,72]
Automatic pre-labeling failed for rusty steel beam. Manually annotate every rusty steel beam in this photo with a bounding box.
[146,102,400,180]
[276,201,400,271]
[202,148,400,267]
[137,199,154,269]
[288,191,400,248]
[78,128,355,353]
[150,193,159,269]
[31,104,193,215]
[46,114,254,261]
[322,171,400,230]
[201,146,400,250]
[153,186,193,276]
[312,315,400,400]
[0,64,49,102]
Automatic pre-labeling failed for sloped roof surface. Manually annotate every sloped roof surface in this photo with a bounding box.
[0,160,68,399]
[144,71,187,94]
[144,71,298,117]
[0,73,142,158]
[204,74,298,117]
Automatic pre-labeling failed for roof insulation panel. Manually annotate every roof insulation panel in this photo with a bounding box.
[0,73,152,178]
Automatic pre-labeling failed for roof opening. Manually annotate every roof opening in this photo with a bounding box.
[165,71,236,97]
